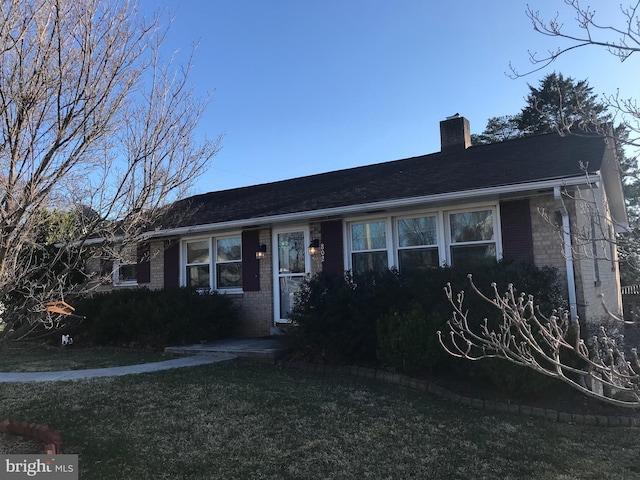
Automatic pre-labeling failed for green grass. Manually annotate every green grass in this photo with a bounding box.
[0,433,41,454]
[0,343,172,372]
[1,361,639,479]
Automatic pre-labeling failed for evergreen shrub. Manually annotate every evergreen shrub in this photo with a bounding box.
[376,304,444,373]
[74,288,238,349]
[286,258,566,392]
[286,269,410,364]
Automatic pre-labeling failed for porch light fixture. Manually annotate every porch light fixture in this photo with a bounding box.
[255,244,267,259]
[308,239,320,255]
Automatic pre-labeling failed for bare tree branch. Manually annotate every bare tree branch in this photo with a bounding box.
[438,275,640,408]
[510,1,640,78]
[0,0,221,343]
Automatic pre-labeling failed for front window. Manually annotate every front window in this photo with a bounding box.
[216,237,242,288]
[397,216,439,271]
[186,240,211,288]
[350,220,388,275]
[347,207,499,274]
[113,261,137,286]
[449,209,496,265]
[185,236,242,291]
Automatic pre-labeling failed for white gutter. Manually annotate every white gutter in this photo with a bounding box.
[554,186,578,322]
[144,175,598,240]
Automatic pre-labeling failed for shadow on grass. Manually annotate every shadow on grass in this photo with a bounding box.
[0,361,639,480]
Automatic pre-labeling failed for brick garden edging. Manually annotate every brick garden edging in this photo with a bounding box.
[0,420,62,454]
[282,362,640,428]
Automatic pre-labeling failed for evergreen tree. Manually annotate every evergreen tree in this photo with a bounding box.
[475,73,637,219]
[470,115,522,145]
[517,73,609,135]
[474,73,612,144]
[474,73,639,283]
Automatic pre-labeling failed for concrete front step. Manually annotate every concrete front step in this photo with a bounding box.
[164,336,287,363]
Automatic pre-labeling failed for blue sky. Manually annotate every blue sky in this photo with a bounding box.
[138,0,638,195]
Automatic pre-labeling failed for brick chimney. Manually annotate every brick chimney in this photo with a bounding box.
[440,114,471,152]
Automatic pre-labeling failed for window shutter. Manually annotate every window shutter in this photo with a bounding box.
[500,199,534,264]
[163,240,180,288]
[321,220,344,275]
[242,230,260,291]
[136,243,151,284]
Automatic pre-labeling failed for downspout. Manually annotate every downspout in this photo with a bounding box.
[554,186,578,322]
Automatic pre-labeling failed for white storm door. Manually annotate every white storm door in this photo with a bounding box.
[273,228,309,323]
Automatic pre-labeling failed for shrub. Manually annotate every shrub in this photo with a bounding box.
[286,259,565,380]
[377,304,444,374]
[475,358,555,395]
[404,260,565,327]
[286,269,410,363]
[74,288,238,349]
[475,323,585,396]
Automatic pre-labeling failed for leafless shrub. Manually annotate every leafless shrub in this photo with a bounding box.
[437,275,640,408]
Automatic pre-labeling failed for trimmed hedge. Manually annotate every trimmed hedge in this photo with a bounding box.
[73,288,238,349]
[377,304,444,374]
[285,259,566,394]
[285,269,404,363]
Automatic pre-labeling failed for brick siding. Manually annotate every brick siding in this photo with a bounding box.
[529,189,623,329]
[147,240,165,290]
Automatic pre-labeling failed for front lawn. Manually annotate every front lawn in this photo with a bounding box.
[0,343,171,372]
[1,361,639,479]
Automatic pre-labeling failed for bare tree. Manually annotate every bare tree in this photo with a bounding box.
[516,3,640,284]
[437,276,640,408]
[511,1,640,150]
[0,0,221,341]
[514,1,640,74]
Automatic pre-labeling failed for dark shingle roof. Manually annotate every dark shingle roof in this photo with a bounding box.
[162,133,606,229]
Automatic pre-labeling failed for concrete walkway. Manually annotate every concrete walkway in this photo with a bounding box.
[0,355,235,383]
[0,337,285,383]
[165,336,286,362]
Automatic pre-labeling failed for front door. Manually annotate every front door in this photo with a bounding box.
[273,228,309,323]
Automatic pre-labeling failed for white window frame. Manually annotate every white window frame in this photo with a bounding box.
[181,233,243,293]
[214,235,243,290]
[184,237,213,290]
[445,206,501,266]
[345,203,502,273]
[113,260,138,286]
[394,213,440,271]
[347,217,393,275]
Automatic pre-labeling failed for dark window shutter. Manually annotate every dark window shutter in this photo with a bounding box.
[163,240,180,289]
[321,220,344,275]
[242,230,260,291]
[500,199,534,264]
[136,243,151,284]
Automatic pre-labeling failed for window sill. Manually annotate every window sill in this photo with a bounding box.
[189,287,243,295]
[217,288,243,295]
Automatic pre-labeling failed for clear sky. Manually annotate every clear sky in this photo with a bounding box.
[137,0,639,195]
